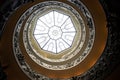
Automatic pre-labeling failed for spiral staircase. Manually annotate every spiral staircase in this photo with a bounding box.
[0,0,120,80]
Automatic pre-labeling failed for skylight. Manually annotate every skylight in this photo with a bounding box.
[34,11,76,53]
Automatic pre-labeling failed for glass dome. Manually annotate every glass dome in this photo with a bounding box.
[34,11,76,53]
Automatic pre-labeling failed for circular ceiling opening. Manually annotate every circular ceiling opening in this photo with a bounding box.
[34,10,76,54]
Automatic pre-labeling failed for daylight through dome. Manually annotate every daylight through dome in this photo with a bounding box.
[34,10,76,53]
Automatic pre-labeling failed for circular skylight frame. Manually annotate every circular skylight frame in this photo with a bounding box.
[33,10,76,54]
[26,6,83,63]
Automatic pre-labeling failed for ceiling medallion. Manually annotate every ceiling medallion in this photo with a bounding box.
[13,0,95,79]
